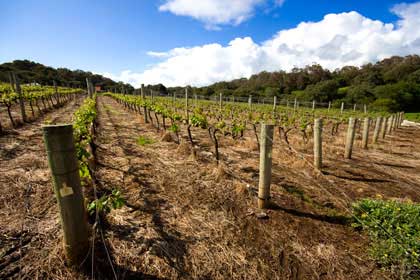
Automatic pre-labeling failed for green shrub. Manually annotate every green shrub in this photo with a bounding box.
[352,199,420,277]
[136,135,155,146]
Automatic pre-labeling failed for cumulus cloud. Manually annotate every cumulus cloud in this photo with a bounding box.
[105,2,420,87]
[159,0,272,29]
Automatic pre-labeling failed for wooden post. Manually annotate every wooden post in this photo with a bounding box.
[273,96,277,112]
[314,118,323,169]
[141,84,145,98]
[86,78,92,97]
[53,80,60,106]
[340,102,344,114]
[258,124,274,209]
[219,93,223,111]
[353,104,357,111]
[286,99,289,108]
[362,117,370,149]
[364,104,367,114]
[392,114,398,131]
[344,117,356,159]
[328,101,331,111]
[9,72,15,91]
[312,100,315,111]
[185,87,189,121]
[13,72,27,122]
[42,124,89,265]
[248,95,252,109]
[141,84,149,123]
[387,115,393,134]
[380,116,387,139]
[372,116,382,144]
[294,98,297,112]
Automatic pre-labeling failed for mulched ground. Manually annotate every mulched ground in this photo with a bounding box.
[1,95,419,279]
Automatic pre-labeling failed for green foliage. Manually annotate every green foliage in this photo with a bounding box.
[352,199,420,277]
[0,59,133,92]
[73,96,97,180]
[405,113,420,123]
[88,189,125,216]
[136,135,155,146]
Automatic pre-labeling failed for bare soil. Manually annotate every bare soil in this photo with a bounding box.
[1,95,420,279]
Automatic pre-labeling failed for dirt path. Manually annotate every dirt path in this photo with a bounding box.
[0,96,84,279]
[93,96,389,280]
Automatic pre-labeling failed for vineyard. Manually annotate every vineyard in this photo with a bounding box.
[1,82,420,280]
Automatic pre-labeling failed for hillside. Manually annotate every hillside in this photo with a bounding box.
[166,55,420,112]
[0,60,134,92]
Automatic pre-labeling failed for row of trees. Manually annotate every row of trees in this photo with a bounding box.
[163,55,420,112]
[0,60,134,93]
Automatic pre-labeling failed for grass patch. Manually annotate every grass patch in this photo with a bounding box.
[282,184,312,203]
[405,113,420,123]
[352,199,420,278]
[136,135,155,146]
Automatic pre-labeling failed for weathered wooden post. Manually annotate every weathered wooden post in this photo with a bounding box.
[353,104,357,111]
[372,116,382,144]
[364,104,367,114]
[86,78,92,97]
[8,72,16,91]
[258,124,274,209]
[340,102,344,114]
[293,98,297,112]
[328,101,331,111]
[141,84,149,123]
[344,117,356,159]
[185,87,189,121]
[387,115,393,134]
[13,72,27,123]
[380,116,387,139]
[314,118,323,169]
[392,114,398,131]
[219,93,223,111]
[312,100,316,111]
[248,95,252,109]
[42,124,89,265]
[273,96,277,112]
[141,84,145,99]
[53,80,60,106]
[362,117,370,149]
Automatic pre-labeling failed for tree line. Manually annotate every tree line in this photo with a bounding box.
[164,55,420,112]
[0,60,134,93]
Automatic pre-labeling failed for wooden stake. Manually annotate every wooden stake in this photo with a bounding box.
[258,124,274,209]
[13,72,27,122]
[219,92,223,111]
[344,117,356,159]
[273,96,277,112]
[312,100,315,111]
[185,87,189,121]
[380,116,387,139]
[372,116,382,144]
[362,117,370,149]
[328,101,331,111]
[314,118,323,169]
[42,124,89,265]
[340,102,344,114]
[386,115,393,134]
[248,95,252,109]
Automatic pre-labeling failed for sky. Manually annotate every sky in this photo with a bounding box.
[1,0,420,87]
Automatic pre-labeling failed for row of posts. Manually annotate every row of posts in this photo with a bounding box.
[257,112,404,209]
[177,90,366,113]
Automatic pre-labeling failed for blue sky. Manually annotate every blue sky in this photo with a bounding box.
[1,0,420,87]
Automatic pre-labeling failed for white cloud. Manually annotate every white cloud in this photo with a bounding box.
[159,0,267,29]
[104,2,420,87]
